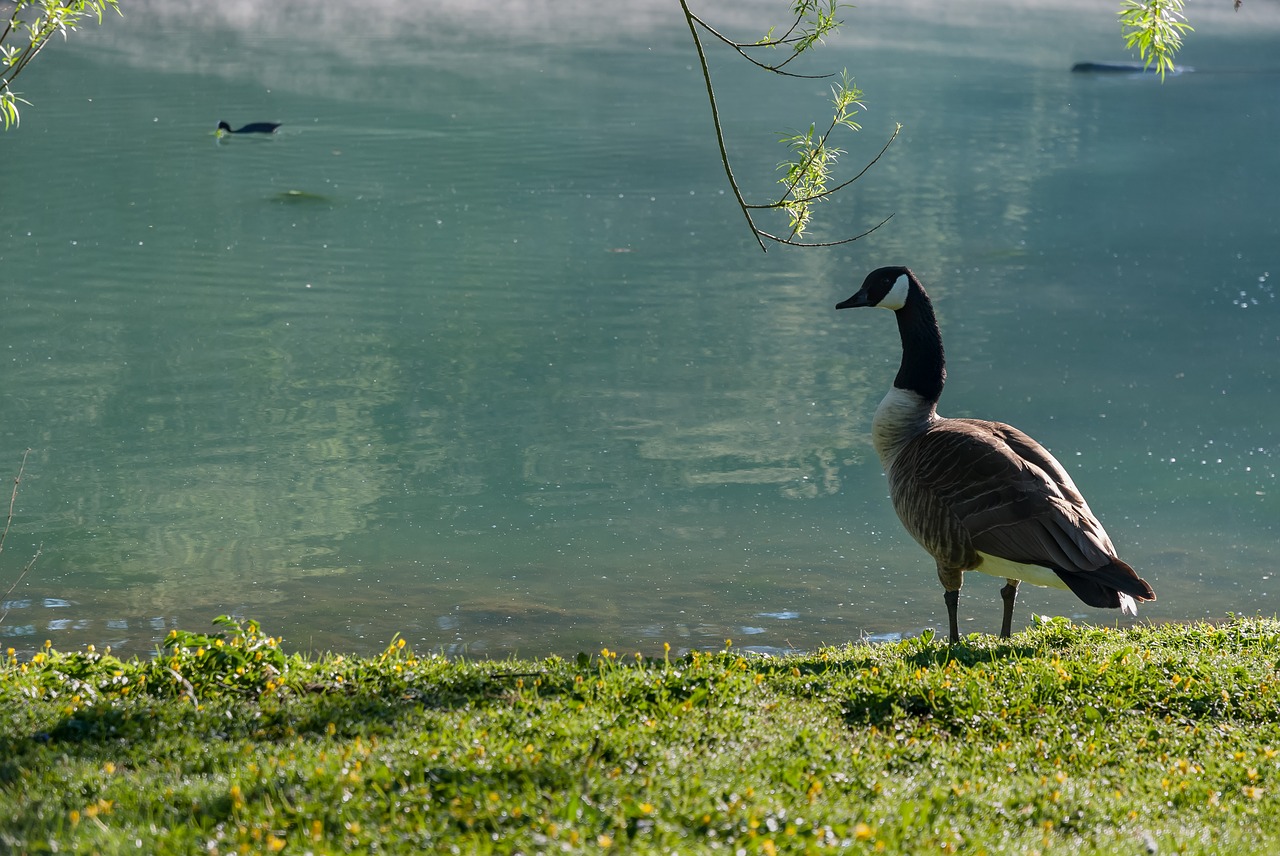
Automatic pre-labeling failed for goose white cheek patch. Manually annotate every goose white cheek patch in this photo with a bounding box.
[880,273,910,310]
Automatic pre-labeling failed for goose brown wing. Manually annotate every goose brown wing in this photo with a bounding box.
[977,420,1107,538]
[889,419,1117,574]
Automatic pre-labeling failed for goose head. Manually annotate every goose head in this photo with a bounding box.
[836,265,914,311]
[837,264,947,410]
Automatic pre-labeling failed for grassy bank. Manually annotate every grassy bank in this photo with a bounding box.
[2,615,1279,854]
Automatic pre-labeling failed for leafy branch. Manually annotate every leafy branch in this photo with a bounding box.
[679,0,897,251]
[766,71,901,240]
[1,0,121,129]
[1118,0,1194,79]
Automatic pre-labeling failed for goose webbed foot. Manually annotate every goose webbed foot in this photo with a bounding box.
[999,581,1019,638]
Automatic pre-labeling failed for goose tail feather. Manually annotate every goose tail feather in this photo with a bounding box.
[1053,557,1156,612]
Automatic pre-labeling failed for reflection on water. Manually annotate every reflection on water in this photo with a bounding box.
[0,0,1276,658]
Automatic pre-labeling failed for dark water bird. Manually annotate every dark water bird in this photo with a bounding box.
[1071,61,1192,74]
[216,121,281,135]
[837,266,1156,642]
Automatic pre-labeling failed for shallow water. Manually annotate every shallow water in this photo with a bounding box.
[1,0,1276,657]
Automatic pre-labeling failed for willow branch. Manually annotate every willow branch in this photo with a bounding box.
[756,212,895,247]
[686,10,833,79]
[0,545,41,625]
[5,24,56,85]
[681,0,767,251]
[771,117,844,213]
[0,448,31,558]
[0,449,35,627]
[749,122,901,210]
[770,9,806,45]
[682,1,893,250]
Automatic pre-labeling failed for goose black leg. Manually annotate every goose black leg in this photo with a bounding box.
[943,589,960,643]
[999,581,1019,638]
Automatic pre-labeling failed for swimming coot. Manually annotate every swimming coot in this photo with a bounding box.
[217,121,282,135]
[1071,61,1191,74]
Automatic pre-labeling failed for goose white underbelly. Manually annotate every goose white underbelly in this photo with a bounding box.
[975,552,1139,615]
[974,552,1070,591]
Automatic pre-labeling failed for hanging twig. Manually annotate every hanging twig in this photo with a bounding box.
[0,449,37,627]
[1,1,122,128]
[679,0,897,251]
[680,0,766,250]
[753,212,895,249]
[1118,0,1193,80]
[751,120,900,217]
[686,14,833,79]
[0,448,31,559]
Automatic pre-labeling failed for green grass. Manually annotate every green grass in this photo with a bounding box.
[3,615,1279,854]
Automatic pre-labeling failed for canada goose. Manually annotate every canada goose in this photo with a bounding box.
[837,266,1156,642]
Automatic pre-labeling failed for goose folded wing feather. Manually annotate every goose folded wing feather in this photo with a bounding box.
[895,422,1117,573]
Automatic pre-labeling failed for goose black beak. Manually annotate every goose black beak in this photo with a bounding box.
[836,291,871,310]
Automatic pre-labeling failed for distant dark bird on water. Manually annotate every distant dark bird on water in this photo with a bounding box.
[216,121,281,136]
[1071,61,1192,74]
[836,266,1156,642]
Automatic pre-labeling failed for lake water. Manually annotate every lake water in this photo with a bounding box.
[1,0,1276,658]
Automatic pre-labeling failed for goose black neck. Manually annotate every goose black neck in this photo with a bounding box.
[894,281,946,403]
